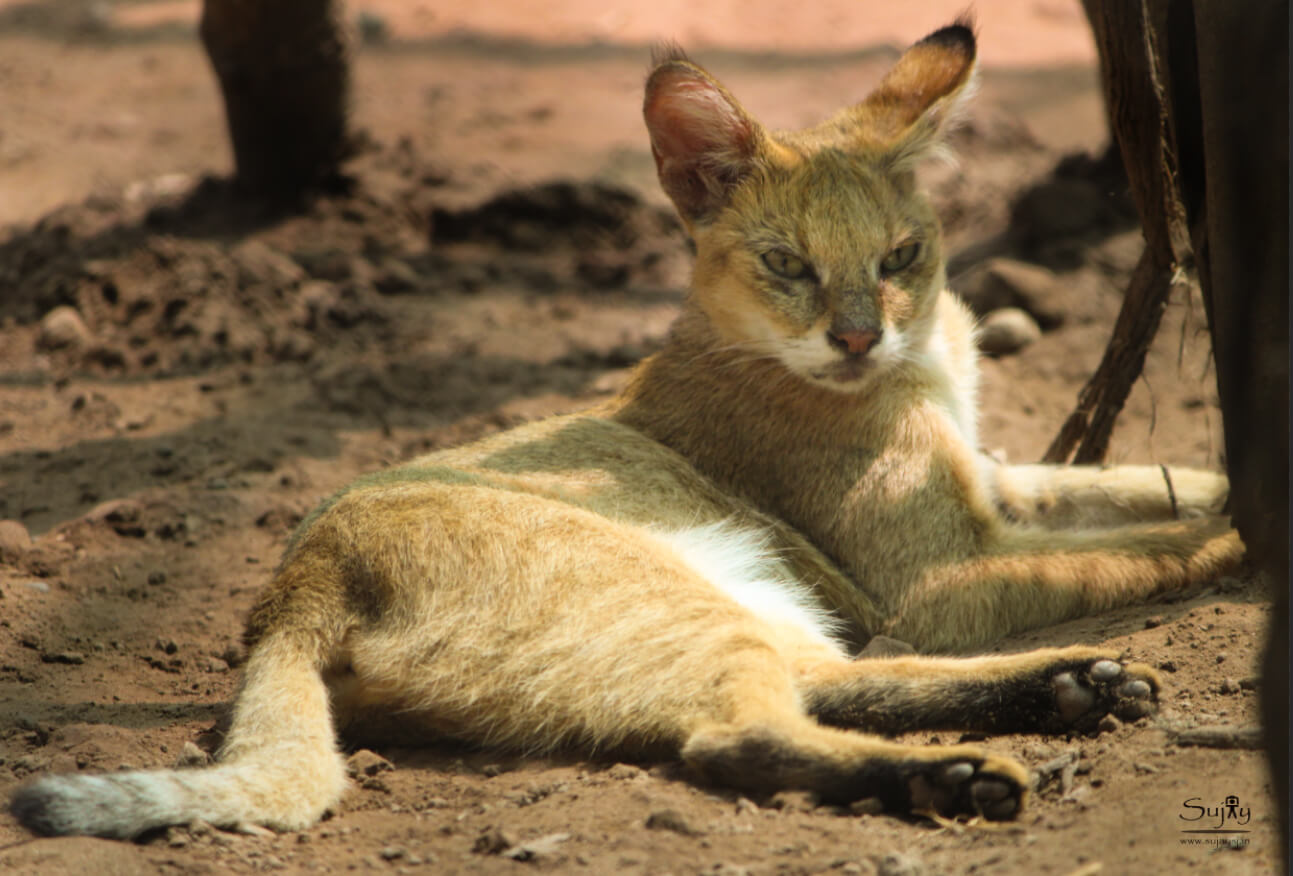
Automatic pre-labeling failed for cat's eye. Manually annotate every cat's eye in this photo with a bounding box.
[880,242,921,275]
[761,250,811,281]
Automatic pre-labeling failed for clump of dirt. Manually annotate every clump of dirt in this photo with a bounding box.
[0,157,686,380]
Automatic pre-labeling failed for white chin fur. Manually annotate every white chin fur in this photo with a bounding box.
[778,327,906,392]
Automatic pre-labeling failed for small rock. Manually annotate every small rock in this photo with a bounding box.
[712,865,753,876]
[735,797,759,816]
[984,259,1067,328]
[503,832,570,862]
[606,763,645,780]
[874,851,923,876]
[346,749,394,778]
[175,741,210,767]
[1144,616,1164,629]
[231,240,306,290]
[297,281,341,329]
[155,638,179,655]
[1218,678,1240,695]
[645,808,700,836]
[978,308,1042,356]
[38,306,93,350]
[41,651,85,665]
[857,635,916,658]
[204,656,230,673]
[770,790,818,813]
[373,259,421,295]
[472,826,517,855]
[848,797,885,816]
[232,821,275,838]
[1158,660,1178,673]
[1097,714,1122,734]
[0,519,32,561]
[90,498,141,523]
[379,846,406,861]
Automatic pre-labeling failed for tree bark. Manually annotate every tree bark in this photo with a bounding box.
[1074,1,1288,865]
[200,0,354,199]
[1045,1,1189,465]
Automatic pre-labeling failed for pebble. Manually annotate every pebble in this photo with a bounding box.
[41,651,86,665]
[503,832,570,861]
[346,749,394,777]
[978,307,1042,355]
[606,763,645,780]
[875,851,923,876]
[1097,714,1122,734]
[645,808,700,836]
[769,790,817,813]
[472,826,516,855]
[848,797,885,816]
[175,741,210,767]
[956,258,1068,328]
[0,519,32,560]
[37,306,93,350]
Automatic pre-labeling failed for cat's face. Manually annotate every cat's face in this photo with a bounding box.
[689,145,946,391]
[644,23,974,392]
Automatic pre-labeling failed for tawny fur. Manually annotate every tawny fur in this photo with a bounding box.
[11,19,1241,838]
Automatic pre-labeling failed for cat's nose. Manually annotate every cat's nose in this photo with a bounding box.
[826,327,882,356]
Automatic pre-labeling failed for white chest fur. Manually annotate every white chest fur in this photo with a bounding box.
[653,522,848,655]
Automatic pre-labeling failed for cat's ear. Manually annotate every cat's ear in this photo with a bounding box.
[644,48,764,225]
[847,18,977,169]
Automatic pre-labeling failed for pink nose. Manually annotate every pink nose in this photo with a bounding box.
[828,328,882,356]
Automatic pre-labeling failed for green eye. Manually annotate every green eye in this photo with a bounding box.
[761,250,810,280]
[880,242,921,275]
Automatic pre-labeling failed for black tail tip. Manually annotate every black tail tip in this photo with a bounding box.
[10,784,66,837]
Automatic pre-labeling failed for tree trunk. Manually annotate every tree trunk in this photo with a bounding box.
[1077,1,1289,866]
[200,0,354,199]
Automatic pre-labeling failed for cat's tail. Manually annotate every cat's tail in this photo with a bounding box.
[10,623,348,838]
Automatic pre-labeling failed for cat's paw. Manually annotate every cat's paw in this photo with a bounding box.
[903,752,1029,821]
[1051,658,1159,729]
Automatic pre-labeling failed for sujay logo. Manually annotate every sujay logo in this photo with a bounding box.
[1179,794,1252,833]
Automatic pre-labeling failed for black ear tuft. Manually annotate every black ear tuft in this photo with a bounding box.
[915,15,977,59]
[650,41,692,71]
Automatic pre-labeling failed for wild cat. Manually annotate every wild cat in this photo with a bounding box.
[11,19,1240,838]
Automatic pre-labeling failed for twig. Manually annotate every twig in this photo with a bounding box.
[1166,725,1263,749]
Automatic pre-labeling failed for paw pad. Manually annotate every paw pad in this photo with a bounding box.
[908,758,1025,821]
[1051,658,1158,729]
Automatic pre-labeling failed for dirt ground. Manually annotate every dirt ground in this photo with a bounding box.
[0,3,1281,875]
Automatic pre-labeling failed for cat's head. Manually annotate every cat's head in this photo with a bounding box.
[644,21,976,392]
